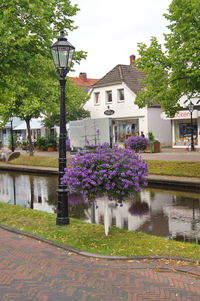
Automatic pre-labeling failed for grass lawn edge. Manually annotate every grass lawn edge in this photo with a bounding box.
[0,203,200,263]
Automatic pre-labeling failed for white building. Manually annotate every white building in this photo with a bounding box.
[0,118,46,147]
[84,55,172,146]
[13,118,46,141]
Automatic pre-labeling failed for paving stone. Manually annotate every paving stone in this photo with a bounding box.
[0,229,200,301]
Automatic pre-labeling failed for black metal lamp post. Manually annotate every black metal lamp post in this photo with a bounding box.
[50,31,75,225]
[10,118,15,152]
[104,106,115,148]
[188,100,195,151]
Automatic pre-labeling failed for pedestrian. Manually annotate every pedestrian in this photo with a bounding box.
[140,131,145,138]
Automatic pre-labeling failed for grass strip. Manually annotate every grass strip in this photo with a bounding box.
[6,155,200,178]
[147,160,200,178]
[7,154,58,167]
[0,202,199,260]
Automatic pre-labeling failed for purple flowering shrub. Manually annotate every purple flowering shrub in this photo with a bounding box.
[62,143,148,201]
[126,136,150,152]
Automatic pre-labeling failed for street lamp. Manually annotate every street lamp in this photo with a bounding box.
[50,31,75,225]
[10,118,15,152]
[188,100,195,151]
[104,106,115,148]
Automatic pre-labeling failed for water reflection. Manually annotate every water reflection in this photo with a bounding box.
[0,171,57,213]
[0,171,200,244]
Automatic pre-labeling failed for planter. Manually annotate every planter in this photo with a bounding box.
[47,147,56,152]
[146,141,161,153]
[153,141,161,153]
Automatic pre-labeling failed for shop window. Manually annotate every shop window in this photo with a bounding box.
[174,121,198,146]
[106,90,112,103]
[118,89,124,102]
[115,120,138,143]
[94,92,100,105]
[36,129,41,138]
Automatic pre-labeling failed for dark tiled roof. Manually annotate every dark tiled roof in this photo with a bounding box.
[93,64,145,94]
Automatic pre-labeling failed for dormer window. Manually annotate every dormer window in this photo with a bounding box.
[94,92,100,105]
[106,90,112,103]
[118,89,124,102]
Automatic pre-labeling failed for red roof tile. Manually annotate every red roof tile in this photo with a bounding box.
[70,77,98,87]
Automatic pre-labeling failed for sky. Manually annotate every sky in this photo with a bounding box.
[69,0,172,79]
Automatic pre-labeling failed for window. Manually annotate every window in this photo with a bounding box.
[106,90,112,103]
[174,120,198,146]
[115,120,139,143]
[118,89,124,102]
[94,92,100,105]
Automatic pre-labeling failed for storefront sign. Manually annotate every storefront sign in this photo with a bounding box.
[174,111,190,119]
[161,110,198,120]
[104,109,115,115]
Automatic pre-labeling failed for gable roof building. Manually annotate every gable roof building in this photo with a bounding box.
[84,55,171,146]
[94,55,145,94]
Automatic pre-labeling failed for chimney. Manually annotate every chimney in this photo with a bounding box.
[79,72,87,82]
[130,55,136,66]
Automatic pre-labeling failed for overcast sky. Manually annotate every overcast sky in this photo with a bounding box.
[69,0,172,79]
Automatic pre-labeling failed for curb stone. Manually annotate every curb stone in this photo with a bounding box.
[0,224,199,267]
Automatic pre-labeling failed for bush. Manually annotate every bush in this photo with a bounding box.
[147,132,155,142]
[35,137,48,151]
[20,140,27,150]
[47,133,57,149]
[62,143,148,202]
[147,132,158,153]
[126,136,150,152]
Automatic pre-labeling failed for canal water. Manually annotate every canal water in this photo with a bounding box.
[0,170,200,244]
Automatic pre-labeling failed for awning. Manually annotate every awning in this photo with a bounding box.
[13,119,44,130]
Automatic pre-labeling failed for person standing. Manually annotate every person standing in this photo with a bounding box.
[140,131,145,138]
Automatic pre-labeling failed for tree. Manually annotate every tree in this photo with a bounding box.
[43,80,90,129]
[135,0,200,117]
[0,0,87,154]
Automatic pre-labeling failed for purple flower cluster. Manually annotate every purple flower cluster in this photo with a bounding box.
[126,136,150,152]
[61,143,148,201]
[66,139,71,151]
[68,192,85,205]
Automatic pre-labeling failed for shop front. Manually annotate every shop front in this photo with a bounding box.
[113,119,139,144]
[171,110,200,148]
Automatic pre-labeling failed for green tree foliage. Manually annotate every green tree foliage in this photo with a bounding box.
[43,79,90,129]
[135,0,200,117]
[0,0,87,154]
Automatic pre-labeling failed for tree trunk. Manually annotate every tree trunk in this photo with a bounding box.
[25,117,34,156]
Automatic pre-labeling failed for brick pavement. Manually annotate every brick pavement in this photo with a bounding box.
[0,228,200,301]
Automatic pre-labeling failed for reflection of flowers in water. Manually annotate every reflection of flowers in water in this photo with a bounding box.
[128,201,149,216]
[68,192,85,205]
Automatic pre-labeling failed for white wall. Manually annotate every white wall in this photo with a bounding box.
[69,118,111,149]
[147,107,172,145]
[84,82,172,145]
[84,83,147,120]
